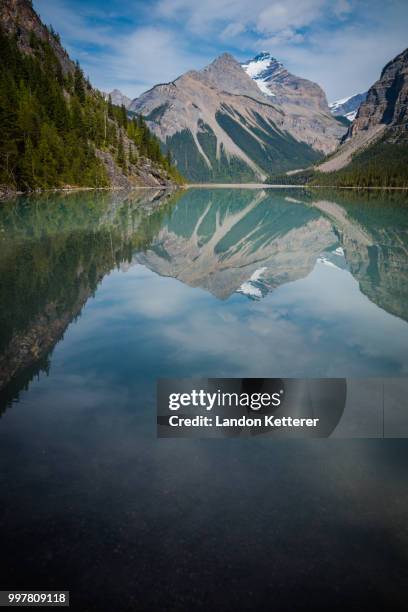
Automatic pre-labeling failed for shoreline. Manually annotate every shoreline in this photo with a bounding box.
[186,183,408,190]
[0,184,178,201]
[2,183,408,201]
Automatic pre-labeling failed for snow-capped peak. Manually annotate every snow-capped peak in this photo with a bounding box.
[329,95,355,111]
[242,53,279,77]
[241,52,286,97]
[329,91,367,119]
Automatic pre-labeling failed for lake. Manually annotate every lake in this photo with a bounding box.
[0,187,408,609]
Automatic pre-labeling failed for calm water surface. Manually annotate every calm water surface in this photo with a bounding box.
[0,188,408,610]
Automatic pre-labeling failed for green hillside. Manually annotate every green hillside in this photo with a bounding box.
[312,138,408,188]
[0,24,182,191]
[268,136,408,188]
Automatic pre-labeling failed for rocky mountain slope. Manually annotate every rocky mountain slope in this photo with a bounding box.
[130,53,345,182]
[0,0,73,73]
[349,47,408,140]
[317,46,408,181]
[329,92,367,122]
[0,0,180,192]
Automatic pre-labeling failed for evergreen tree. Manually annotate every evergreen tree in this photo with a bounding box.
[74,61,86,103]
[0,22,183,190]
[117,131,126,172]
[120,104,128,129]
[107,95,114,119]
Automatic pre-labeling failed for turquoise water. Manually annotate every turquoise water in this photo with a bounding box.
[0,188,408,609]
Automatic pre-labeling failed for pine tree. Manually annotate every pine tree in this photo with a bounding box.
[120,104,128,129]
[117,131,126,172]
[74,61,86,103]
[107,95,114,120]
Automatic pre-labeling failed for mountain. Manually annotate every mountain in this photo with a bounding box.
[104,89,132,109]
[329,92,367,122]
[242,52,329,111]
[130,52,346,182]
[316,47,408,187]
[0,0,182,194]
[348,47,408,139]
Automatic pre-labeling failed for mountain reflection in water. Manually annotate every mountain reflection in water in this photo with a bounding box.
[0,187,408,408]
[1,188,408,610]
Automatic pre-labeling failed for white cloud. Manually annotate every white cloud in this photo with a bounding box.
[155,0,327,35]
[258,28,305,47]
[220,22,246,39]
[34,0,210,98]
[33,0,408,102]
[256,0,325,33]
[153,0,408,99]
[99,26,208,96]
[265,21,408,100]
[334,0,353,18]
[34,0,112,47]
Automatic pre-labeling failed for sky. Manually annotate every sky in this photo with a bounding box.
[32,0,408,102]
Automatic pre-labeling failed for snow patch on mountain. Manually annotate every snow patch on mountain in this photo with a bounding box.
[329,92,367,119]
[237,266,268,300]
[241,53,278,97]
[329,95,354,112]
[237,282,263,299]
[242,56,272,78]
[317,246,349,272]
[345,110,357,122]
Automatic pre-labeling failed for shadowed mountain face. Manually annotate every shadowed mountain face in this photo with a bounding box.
[1,188,408,405]
[348,47,408,140]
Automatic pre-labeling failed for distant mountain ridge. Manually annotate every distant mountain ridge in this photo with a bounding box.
[103,89,132,109]
[329,92,368,122]
[130,52,345,182]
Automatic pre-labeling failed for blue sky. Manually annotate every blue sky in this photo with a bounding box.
[33,0,408,102]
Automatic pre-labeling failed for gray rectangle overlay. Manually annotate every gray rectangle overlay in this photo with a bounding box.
[157,378,408,438]
[0,592,69,607]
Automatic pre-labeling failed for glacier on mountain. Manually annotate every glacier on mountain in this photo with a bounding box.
[241,52,283,97]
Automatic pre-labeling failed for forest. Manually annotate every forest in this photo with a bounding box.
[311,139,408,188]
[0,25,183,191]
[268,137,408,188]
